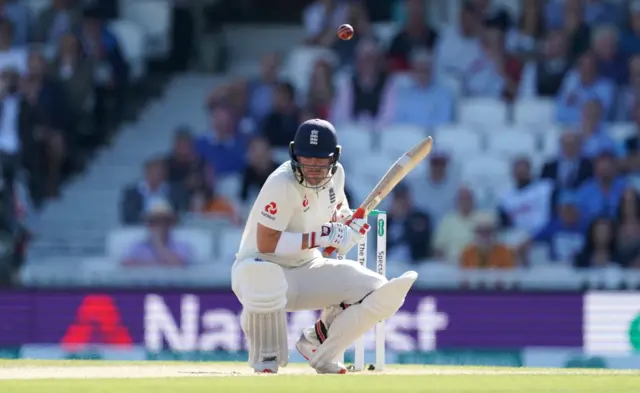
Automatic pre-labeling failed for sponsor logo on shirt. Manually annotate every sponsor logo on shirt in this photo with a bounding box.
[261,202,278,220]
[303,195,310,212]
[329,188,336,204]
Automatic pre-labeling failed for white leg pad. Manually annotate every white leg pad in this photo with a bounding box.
[309,271,418,368]
[235,260,289,368]
[241,309,289,368]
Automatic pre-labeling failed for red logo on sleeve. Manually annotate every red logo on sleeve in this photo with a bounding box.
[265,202,278,215]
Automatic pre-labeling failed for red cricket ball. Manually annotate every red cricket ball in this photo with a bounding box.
[338,24,354,40]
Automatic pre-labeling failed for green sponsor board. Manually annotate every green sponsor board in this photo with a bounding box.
[396,350,523,367]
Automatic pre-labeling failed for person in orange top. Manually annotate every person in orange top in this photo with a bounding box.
[190,187,241,225]
[460,212,516,269]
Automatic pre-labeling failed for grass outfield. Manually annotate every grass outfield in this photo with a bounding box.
[0,361,637,392]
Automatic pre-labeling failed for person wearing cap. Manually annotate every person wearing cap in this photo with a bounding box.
[386,183,432,263]
[460,212,516,269]
[231,119,417,374]
[533,191,586,262]
[121,199,194,267]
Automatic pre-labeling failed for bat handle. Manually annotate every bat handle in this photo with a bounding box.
[323,207,366,257]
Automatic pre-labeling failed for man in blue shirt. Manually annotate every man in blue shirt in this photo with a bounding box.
[556,52,615,123]
[534,191,587,262]
[194,104,247,178]
[391,49,454,129]
[575,150,627,222]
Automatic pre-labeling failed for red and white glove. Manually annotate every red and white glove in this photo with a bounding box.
[331,203,353,224]
[311,220,370,256]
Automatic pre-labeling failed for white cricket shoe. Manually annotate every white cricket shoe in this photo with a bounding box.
[295,332,347,374]
[252,358,279,373]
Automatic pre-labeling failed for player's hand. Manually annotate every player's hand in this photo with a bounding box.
[336,217,370,255]
[331,203,353,224]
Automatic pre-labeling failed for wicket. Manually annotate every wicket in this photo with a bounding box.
[337,210,387,371]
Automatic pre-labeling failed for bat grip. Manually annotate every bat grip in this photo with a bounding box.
[323,207,366,257]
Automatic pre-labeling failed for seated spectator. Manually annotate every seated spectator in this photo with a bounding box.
[547,0,621,30]
[473,0,512,32]
[518,30,570,98]
[0,18,26,74]
[621,102,640,173]
[333,1,376,70]
[226,80,257,135]
[0,0,28,46]
[433,2,482,83]
[240,137,279,203]
[33,0,81,45]
[534,191,586,262]
[541,129,592,190]
[79,7,129,132]
[506,0,544,57]
[617,55,640,122]
[592,25,627,85]
[555,51,615,124]
[303,0,349,46]
[261,81,300,149]
[0,68,19,211]
[576,151,627,222]
[460,212,516,269]
[386,184,432,263]
[615,188,640,268]
[465,26,522,100]
[121,199,194,267]
[331,40,392,129]
[194,104,247,178]
[164,127,208,197]
[390,49,454,128]
[247,53,281,124]
[413,149,458,226]
[306,59,334,119]
[579,100,620,159]
[621,1,640,56]
[499,157,553,235]
[50,32,95,147]
[433,186,483,263]
[19,51,72,200]
[120,157,188,225]
[387,0,438,72]
[574,216,619,268]
[562,0,591,61]
[189,186,240,225]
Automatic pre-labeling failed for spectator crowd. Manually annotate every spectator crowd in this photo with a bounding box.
[112,0,640,272]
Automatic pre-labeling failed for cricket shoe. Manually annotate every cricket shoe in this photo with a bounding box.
[253,358,279,374]
[295,332,346,374]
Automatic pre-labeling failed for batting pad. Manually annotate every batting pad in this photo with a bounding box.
[309,271,418,367]
[242,309,289,368]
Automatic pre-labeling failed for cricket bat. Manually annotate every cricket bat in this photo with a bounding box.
[324,135,434,256]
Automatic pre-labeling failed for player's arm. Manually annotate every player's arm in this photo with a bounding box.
[255,178,316,254]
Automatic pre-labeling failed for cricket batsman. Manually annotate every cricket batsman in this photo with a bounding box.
[231,119,418,374]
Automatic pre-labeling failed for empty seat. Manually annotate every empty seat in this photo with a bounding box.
[513,98,555,128]
[108,19,146,81]
[541,126,562,157]
[458,98,508,129]
[433,126,482,158]
[218,227,244,260]
[486,131,536,159]
[337,123,373,157]
[372,22,398,49]
[461,155,511,193]
[120,0,172,58]
[107,227,214,263]
[379,124,427,157]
